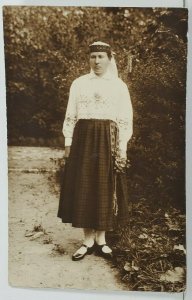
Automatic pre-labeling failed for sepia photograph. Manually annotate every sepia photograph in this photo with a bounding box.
[3,5,188,293]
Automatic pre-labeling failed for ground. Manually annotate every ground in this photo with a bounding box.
[8,146,128,292]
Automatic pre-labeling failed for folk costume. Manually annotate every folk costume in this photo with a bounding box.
[57,42,133,232]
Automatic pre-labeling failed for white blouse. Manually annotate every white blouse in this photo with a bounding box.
[62,70,133,159]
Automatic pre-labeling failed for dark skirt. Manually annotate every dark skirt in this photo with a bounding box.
[57,119,129,231]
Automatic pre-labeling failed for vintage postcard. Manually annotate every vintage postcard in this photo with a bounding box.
[3,3,188,295]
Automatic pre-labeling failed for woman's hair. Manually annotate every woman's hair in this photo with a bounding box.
[106,50,112,60]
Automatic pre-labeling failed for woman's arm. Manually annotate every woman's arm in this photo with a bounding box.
[62,80,78,151]
[117,81,133,159]
[64,146,71,158]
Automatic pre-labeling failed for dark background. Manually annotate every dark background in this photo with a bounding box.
[3,7,188,209]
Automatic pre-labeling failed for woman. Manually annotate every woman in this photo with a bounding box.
[57,41,133,261]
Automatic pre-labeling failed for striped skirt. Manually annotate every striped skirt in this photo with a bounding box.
[57,119,129,231]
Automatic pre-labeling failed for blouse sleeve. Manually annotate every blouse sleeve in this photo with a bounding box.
[117,82,133,159]
[62,80,78,146]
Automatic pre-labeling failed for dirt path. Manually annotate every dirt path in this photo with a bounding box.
[8,146,127,291]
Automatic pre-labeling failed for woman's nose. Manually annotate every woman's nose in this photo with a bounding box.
[95,57,99,64]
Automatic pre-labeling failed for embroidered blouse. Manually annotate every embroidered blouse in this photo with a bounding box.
[62,70,133,159]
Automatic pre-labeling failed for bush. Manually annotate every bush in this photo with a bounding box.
[3,7,187,208]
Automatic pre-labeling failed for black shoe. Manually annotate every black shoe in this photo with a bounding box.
[72,243,95,261]
[95,244,113,260]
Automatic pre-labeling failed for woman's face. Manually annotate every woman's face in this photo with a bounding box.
[90,52,110,76]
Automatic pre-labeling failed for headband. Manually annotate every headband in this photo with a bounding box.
[89,41,111,53]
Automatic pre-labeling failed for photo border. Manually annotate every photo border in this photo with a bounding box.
[0,1,191,300]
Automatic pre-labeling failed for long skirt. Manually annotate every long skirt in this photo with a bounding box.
[57,119,129,231]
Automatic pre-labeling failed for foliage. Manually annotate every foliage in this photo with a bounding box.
[3,7,187,209]
[108,200,186,292]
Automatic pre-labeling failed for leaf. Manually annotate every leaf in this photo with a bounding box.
[139,233,148,239]
[30,231,44,240]
[132,265,140,271]
[173,244,186,254]
[124,261,140,272]
[168,225,180,232]
[25,232,34,237]
[160,267,184,283]
[124,262,132,272]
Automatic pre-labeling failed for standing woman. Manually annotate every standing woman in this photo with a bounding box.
[57,41,133,261]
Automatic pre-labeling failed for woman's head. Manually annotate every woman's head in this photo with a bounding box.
[89,41,112,76]
[89,41,112,58]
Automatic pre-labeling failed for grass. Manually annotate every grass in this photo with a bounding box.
[108,200,186,292]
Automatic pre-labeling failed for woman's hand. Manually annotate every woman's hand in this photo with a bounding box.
[64,146,71,158]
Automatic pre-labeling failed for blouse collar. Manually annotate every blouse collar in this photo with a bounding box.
[89,69,115,80]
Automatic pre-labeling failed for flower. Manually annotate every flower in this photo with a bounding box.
[113,153,131,173]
